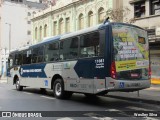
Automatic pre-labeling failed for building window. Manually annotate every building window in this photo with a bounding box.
[11,0,23,2]
[150,0,160,15]
[28,12,31,16]
[79,14,84,30]
[59,18,64,34]
[66,18,70,33]
[134,1,145,18]
[88,11,94,27]
[53,21,57,36]
[98,8,105,24]
[44,24,47,37]
[40,26,42,40]
[35,27,37,39]
[28,21,31,24]
[27,30,31,35]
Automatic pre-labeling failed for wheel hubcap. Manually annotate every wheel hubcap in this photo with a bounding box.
[16,81,20,89]
[55,83,61,96]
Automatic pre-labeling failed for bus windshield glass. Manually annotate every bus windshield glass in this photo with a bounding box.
[112,23,149,80]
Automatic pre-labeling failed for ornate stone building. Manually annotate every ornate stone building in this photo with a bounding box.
[31,0,123,43]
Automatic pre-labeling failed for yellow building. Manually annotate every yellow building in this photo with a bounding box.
[31,0,123,44]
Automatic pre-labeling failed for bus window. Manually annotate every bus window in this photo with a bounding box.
[15,53,23,65]
[8,54,14,68]
[60,37,78,60]
[45,42,59,62]
[112,24,149,80]
[23,50,31,64]
[99,29,105,56]
[80,32,100,57]
[32,46,44,63]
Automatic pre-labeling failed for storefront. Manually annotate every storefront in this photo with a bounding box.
[149,28,160,84]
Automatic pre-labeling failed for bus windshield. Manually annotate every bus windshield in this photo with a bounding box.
[112,23,149,80]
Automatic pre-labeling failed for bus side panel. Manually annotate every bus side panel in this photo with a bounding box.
[105,77,150,91]
[93,79,106,94]
[25,78,51,88]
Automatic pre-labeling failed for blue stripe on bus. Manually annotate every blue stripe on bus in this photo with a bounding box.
[74,57,106,79]
[19,63,47,78]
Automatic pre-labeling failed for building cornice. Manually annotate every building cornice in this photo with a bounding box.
[31,0,84,21]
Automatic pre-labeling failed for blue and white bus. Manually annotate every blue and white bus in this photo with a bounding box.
[7,21,151,99]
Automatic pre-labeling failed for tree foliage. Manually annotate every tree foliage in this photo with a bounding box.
[106,7,136,24]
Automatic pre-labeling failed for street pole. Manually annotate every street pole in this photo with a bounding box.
[5,23,11,53]
[9,24,11,53]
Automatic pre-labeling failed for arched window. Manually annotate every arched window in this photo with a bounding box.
[40,26,42,40]
[59,18,64,34]
[35,27,37,40]
[66,18,70,32]
[79,14,84,30]
[88,11,93,27]
[53,21,57,35]
[98,8,105,24]
[44,24,47,37]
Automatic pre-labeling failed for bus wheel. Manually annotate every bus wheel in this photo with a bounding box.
[53,79,65,99]
[16,79,23,91]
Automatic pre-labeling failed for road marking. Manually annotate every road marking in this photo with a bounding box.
[144,117,159,120]
[126,106,153,111]
[40,96,55,100]
[57,117,74,120]
[0,106,2,110]
[105,109,120,111]
[105,109,131,117]
[84,112,117,120]
[23,92,32,95]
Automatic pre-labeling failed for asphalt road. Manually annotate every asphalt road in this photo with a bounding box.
[0,83,160,120]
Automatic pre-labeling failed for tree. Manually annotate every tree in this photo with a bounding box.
[105,7,136,24]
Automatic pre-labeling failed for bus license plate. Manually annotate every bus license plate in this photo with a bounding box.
[131,73,138,77]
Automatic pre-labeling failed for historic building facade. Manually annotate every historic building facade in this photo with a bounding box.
[31,0,123,43]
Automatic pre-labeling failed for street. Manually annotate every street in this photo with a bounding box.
[0,81,160,120]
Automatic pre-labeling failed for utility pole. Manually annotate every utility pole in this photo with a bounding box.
[5,23,11,53]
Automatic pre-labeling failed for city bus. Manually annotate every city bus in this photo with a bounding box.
[7,21,151,99]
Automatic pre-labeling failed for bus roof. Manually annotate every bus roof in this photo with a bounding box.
[29,35,61,48]
[60,24,103,40]
[10,22,144,54]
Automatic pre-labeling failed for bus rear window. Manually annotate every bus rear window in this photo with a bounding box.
[112,24,149,80]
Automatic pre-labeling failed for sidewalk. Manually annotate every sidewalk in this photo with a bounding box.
[108,84,160,105]
[0,77,7,83]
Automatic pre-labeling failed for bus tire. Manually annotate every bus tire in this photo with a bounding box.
[16,79,23,91]
[53,79,65,99]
